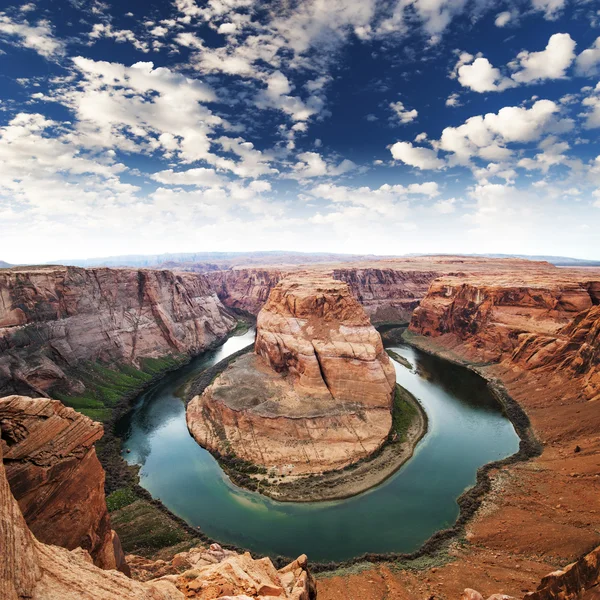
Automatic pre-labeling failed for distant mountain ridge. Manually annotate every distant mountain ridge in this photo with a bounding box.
[42,250,600,270]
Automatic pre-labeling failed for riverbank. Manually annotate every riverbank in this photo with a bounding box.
[184,343,428,502]
[244,384,428,502]
[107,327,537,572]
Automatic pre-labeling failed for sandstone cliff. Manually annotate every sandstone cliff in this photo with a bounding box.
[0,395,127,573]
[206,268,286,316]
[188,274,396,474]
[0,430,315,600]
[0,267,236,399]
[410,274,599,363]
[205,257,557,323]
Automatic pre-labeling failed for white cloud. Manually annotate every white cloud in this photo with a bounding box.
[89,23,150,53]
[0,13,64,58]
[446,93,461,107]
[581,83,600,129]
[290,151,356,179]
[494,11,512,27]
[531,0,566,20]
[517,137,570,173]
[433,197,457,213]
[218,22,237,34]
[390,141,444,170]
[150,168,227,187]
[389,101,418,124]
[439,99,569,164]
[511,33,576,83]
[576,37,600,77]
[457,57,514,92]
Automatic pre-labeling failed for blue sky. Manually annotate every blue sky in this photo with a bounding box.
[0,0,599,263]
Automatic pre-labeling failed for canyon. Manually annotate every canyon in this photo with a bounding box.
[187,274,398,479]
[1,256,600,600]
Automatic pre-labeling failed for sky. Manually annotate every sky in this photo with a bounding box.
[0,0,600,263]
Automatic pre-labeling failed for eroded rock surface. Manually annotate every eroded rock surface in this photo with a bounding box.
[188,274,395,474]
[0,266,236,398]
[0,400,316,600]
[0,395,127,573]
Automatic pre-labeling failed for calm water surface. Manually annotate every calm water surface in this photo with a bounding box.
[118,329,519,562]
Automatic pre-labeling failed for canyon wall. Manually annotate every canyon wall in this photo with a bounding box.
[410,274,600,364]
[188,274,396,474]
[331,267,440,323]
[0,395,128,573]
[206,268,286,316]
[0,267,236,398]
[205,257,557,323]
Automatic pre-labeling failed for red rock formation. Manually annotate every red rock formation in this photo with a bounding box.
[461,544,600,600]
[206,268,286,315]
[410,274,599,362]
[0,395,128,573]
[0,266,236,397]
[188,274,396,474]
[0,400,316,600]
[332,267,439,323]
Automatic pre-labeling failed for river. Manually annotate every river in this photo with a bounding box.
[118,328,519,562]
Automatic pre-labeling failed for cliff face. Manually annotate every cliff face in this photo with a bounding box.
[206,268,286,316]
[188,274,396,474]
[0,428,315,600]
[0,395,127,573]
[332,268,440,323]
[255,274,396,406]
[0,267,236,398]
[410,275,598,362]
[510,305,600,401]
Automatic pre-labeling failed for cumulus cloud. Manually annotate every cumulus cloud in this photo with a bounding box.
[0,13,65,58]
[510,33,576,83]
[389,101,418,124]
[494,11,512,27]
[457,56,514,92]
[576,37,600,77]
[438,99,570,165]
[390,141,445,170]
[289,151,357,179]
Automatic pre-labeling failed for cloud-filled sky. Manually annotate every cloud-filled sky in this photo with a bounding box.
[0,0,599,263]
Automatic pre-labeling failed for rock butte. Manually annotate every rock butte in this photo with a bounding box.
[0,395,128,574]
[187,274,396,474]
[0,401,316,600]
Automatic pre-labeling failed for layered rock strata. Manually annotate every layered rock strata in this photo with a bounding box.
[0,431,315,600]
[0,266,236,397]
[188,274,396,474]
[410,274,600,363]
[0,395,127,573]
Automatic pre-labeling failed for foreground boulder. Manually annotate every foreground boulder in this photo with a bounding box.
[0,395,128,573]
[188,274,396,475]
[128,544,316,599]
